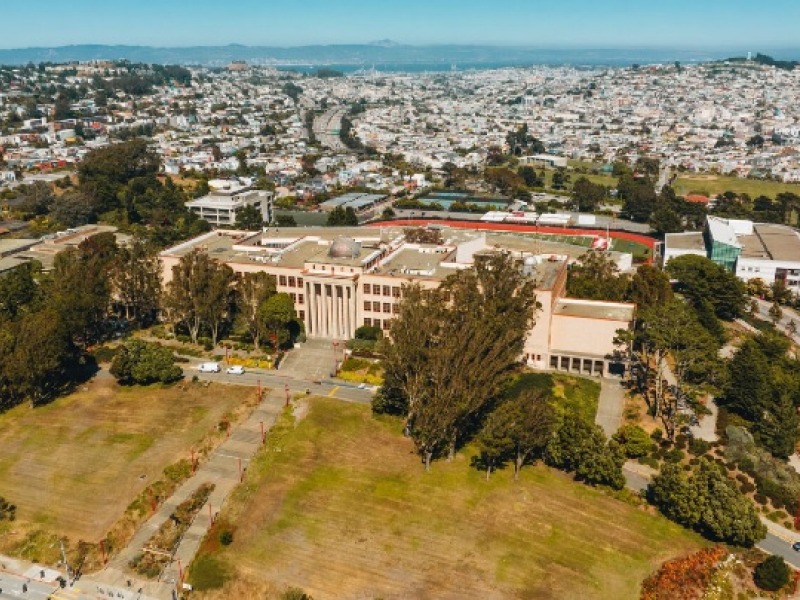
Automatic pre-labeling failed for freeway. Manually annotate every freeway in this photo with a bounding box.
[313,107,348,152]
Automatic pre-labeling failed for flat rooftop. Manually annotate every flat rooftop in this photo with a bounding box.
[553,299,635,321]
[161,225,636,287]
[665,232,706,251]
[739,224,800,262]
[375,247,452,278]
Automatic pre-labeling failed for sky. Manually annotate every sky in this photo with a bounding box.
[2,0,800,50]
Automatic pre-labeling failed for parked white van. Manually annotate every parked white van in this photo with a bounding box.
[198,362,221,373]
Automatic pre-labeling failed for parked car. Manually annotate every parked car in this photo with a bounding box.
[198,362,221,373]
[226,365,245,375]
[793,541,800,552]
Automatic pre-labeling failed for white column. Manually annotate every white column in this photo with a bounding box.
[305,282,313,335]
[350,285,357,338]
[345,286,352,338]
[326,285,333,338]
[337,286,345,339]
[310,282,318,337]
[315,283,322,337]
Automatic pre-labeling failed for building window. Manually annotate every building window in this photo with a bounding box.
[290,293,296,303]
[382,320,390,330]
[383,303,391,313]
[288,276,296,287]
[298,277,303,286]
[364,301,371,311]
[392,304,400,314]
[392,287,400,298]
[372,301,380,312]
[363,283,371,294]
[279,275,287,286]
[364,318,372,327]
[383,285,391,296]
[298,294,304,304]
[374,319,381,329]
[299,310,305,320]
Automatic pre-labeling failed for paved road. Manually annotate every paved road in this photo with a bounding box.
[689,397,718,442]
[190,365,374,405]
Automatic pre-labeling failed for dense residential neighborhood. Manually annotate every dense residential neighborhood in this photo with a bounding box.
[1,38,800,600]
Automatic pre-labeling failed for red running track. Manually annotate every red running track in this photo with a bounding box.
[367,219,657,252]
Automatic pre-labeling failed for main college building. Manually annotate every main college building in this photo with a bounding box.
[160,225,635,377]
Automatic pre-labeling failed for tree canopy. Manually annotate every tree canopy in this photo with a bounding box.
[376,252,538,470]
[110,339,182,385]
[648,459,765,547]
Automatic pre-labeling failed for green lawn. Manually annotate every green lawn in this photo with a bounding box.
[674,175,800,199]
[191,398,703,599]
[611,238,652,261]
[505,372,600,423]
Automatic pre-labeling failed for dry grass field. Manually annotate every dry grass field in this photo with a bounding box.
[0,377,254,543]
[191,398,704,600]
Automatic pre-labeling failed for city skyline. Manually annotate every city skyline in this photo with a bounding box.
[2,0,800,51]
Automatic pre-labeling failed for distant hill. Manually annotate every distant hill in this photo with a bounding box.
[0,43,785,68]
[724,52,799,70]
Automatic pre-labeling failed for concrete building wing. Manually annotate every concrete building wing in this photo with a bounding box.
[160,225,636,377]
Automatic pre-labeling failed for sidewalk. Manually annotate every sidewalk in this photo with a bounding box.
[595,378,625,437]
[93,388,287,598]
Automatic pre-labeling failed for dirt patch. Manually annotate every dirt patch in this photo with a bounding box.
[0,377,255,544]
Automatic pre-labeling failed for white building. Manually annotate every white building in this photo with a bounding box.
[185,180,274,226]
[664,216,800,292]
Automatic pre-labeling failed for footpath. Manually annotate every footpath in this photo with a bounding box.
[92,388,287,599]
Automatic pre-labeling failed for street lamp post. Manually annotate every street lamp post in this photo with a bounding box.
[332,341,340,376]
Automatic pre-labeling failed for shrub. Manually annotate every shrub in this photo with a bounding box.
[663,448,685,463]
[354,325,382,341]
[737,457,755,476]
[753,555,790,591]
[110,340,183,385]
[612,424,655,459]
[650,428,663,443]
[640,546,726,600]
[688,438,711,456]
[0,497,16,521]
[219,530,233,546]
[740,481,756,494]
[282,588,313,600]
[340,357,370,372]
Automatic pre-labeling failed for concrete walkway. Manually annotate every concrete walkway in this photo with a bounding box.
[93,389,287,598]
[279,338,344,381]
[595,378,625,437]
[689,397,718,442]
